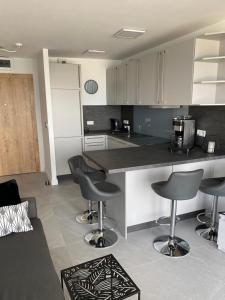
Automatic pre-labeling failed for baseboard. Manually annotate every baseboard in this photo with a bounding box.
[127,209,205,233]
[57,174,72,181]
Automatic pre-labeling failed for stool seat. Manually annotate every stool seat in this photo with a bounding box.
[151,169,203,257]
[94,182,121,200]
[196,176,225,242]
[200,177,225,196]
[76,168,121,248]
[152,169,204,201]
[87,170,106,184]
[68,155,106,225]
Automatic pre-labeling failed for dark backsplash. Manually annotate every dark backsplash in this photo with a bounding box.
[83,105,225,151]
[189,106,225,150]
[83,105,121,131]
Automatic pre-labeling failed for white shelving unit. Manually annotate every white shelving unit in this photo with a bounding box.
[193,32,225,104]
[194,80,225,84]
[196,56,225,63]
[200,32,225,40]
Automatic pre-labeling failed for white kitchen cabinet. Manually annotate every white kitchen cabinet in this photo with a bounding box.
[162,39,195,105]
[126,166,173,227]
[49,63,80,90]
[51,89,82,137]
[55,137,83,175]
[116,64,127,105]
[50,62,83,176]
[84,135,106,152]
[138,52,159,105]
[126,60,139,105]
[106,67,117,105]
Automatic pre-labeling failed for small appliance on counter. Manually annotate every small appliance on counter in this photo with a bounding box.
[169,115,195,154]
[122,119,131,137]
[110,118,122,133]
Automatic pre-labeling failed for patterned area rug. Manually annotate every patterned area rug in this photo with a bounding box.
[61,254,140,299]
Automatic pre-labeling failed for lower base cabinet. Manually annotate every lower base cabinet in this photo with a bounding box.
[55,137,83,175]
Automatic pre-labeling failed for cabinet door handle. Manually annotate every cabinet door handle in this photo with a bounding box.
[136,60,140,105]
[156,52,161,104]
[161,50,166,105]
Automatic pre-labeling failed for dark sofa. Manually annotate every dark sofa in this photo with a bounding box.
[0,198,65,300]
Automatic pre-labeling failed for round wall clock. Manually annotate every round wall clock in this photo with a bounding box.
[84,80,98,94]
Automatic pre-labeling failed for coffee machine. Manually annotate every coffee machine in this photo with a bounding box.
[110,118,122,132]
[170,116,195,154]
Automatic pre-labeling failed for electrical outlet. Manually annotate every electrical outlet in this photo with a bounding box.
[87,121,94,126]
[197,129,206,137]
[145,117,151,123]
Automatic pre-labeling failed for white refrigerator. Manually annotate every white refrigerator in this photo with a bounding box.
[50,63,83,175]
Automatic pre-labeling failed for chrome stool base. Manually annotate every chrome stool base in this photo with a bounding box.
[195,224,217,242]
[85,229,118,248]
[153,235,190,257]
[76,210,98,225]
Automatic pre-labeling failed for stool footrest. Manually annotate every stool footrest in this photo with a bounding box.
[156,216,180,226]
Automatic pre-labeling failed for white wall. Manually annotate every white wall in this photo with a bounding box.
[49,57,120,105]
[37,49,58,185]
[0,57,45,171]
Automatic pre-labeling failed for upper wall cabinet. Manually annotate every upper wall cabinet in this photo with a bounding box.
[49,63,80,89]
[106,60,139,105]
[106,33,225,106]
[126,60,139,105]
[116,64,127,105]
[162,39,195,105]
[138,52,158,105]
[106,66,116,105]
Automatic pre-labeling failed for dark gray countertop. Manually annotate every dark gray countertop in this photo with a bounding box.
[83,144,225,174]
[84,130,169,146]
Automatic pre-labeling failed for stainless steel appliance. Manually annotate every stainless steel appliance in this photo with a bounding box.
[122,119,131,137]
[110,118,122,132]
[171,116,195,153]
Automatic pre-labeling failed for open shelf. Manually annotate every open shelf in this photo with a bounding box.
[196,56,225,63]
[199,32,225,41]
[194,80,225,84]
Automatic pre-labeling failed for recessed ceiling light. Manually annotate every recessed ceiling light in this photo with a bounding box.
[83,49,106,54]
[113,28,146,39]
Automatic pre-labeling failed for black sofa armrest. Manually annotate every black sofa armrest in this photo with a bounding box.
[21,197,37,219]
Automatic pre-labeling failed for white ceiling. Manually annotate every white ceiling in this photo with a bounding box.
[1,0,225,59]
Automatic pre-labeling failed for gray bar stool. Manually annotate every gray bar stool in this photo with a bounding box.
[152,169,204,257]
[76,168,121,248]
[196,177,225,242]
[68,156,106,225]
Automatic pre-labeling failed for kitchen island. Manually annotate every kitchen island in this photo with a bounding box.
[83,144,225,238]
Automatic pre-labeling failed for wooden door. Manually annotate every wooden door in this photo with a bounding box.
[0,74,40,176]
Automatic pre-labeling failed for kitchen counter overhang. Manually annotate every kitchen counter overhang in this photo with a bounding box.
[83,144,225,174]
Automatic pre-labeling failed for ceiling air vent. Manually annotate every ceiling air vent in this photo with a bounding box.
[0,58,11,69]
[83,49,106,54]
[113,28,146,39]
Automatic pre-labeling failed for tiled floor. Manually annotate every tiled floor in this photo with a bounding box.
[2,173,225,300]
